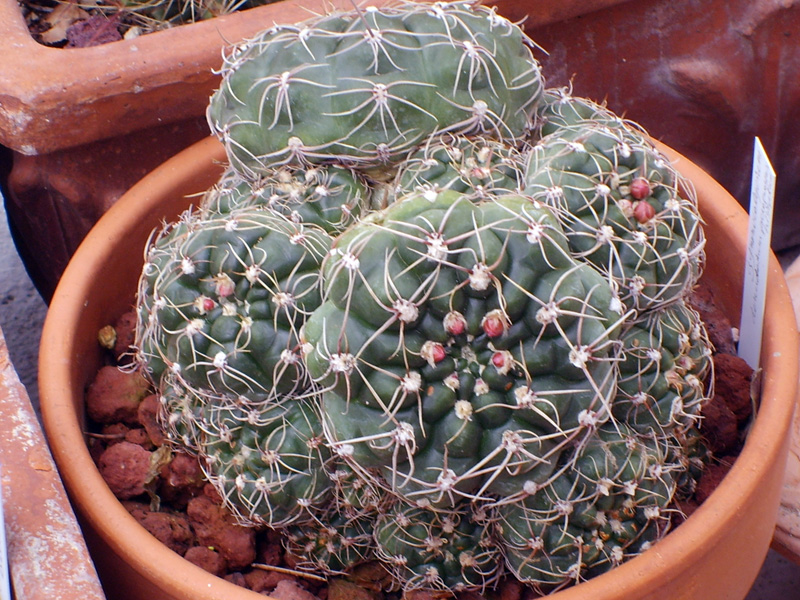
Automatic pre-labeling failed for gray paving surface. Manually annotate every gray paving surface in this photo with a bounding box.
[0,195,46,409]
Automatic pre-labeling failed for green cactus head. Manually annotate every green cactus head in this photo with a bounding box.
[495,424,681,591]
[135,206,331,398]
[207,1,544,175]
[534,87,628,138]
[525,116,705,312]
[301,189,628,508]
[201,164,371,235]
[392,133,528,201]
[374,500,502,593]
[199,394,334,527]
[285,507,378,575]
[615,301,713,434]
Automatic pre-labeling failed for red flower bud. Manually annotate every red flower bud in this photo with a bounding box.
[444,311,467,336]
[630,177,651,200]
[633,201,656,224]
[482,310,508,338]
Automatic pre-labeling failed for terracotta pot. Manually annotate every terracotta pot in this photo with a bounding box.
[772,257,800,563]
[0,0,632,302]
[39,136,798,600]
[0,0,629,156]
[0,326,105,600]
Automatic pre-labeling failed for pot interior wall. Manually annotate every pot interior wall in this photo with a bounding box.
[40,137,797,600]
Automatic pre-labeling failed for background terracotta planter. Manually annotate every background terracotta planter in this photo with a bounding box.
[0,0,630,156]
[8,0,800,300]
[0,326,105,600]
[38,135,799,600]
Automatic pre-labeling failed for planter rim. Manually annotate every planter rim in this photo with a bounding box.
[0,0,382,155]
[0,0,633,155]
[39,135,798,600]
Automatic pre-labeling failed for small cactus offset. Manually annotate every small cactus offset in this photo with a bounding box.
[200,394,333,527]
[535,87,626,138]
[392,133,528,201]
[374,501,502,593]
[285,507,378,574]
[201,164,371,234]
[614,301,713,434]
[136,206,330,397]
[133,1,722,595]
[495,424,680,591]
[525,91,706,312]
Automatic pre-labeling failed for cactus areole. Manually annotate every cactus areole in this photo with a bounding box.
[136,1,715,595]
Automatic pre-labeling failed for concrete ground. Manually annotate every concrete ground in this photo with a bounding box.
[0,191,798,597]
[0,196,46,408]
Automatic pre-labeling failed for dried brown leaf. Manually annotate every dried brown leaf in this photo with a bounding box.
[39,3,90,44]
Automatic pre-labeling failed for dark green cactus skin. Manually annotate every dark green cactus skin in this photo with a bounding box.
[200,396,333,526]
[615,302,713,434]
[525,98,705,312]
[375,502,501,592]
[285,510,377,574]
[328,462,388,518]
[207,1,543,175]
[393,134,527,201]
[136,6,720,587]
[302,190,626,505]
[136,207,331,397]
[535,87,626,138]
[495,425,677,591]
[201,165,370,235]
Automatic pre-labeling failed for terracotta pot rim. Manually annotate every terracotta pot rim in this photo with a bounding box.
[0,0,635,154]
[39,136,798,600]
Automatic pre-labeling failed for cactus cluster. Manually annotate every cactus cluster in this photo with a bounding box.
[135,1,715,595]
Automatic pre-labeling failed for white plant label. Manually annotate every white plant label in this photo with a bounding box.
[739,137,776,370]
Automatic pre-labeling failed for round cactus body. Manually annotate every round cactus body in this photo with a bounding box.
[207,1,543,175]
[132,14,722,591]
[285,508,377,574]
[200,395,333,526]
[495,424,679,591]
[136,207,331,398]
[201,165,371,234]
[375,502,501,593]
[615,301,713,434]
[301,190,627,506]
[393,134,527,201]
[328,462,390,518]
[525,114,705,312]
[535,87,626,139]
